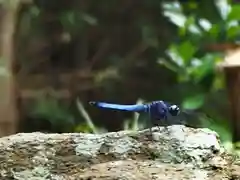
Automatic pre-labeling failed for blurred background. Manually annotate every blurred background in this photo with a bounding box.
[1,0,240,151]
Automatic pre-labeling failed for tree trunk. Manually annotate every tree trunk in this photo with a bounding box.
[0,3,20,137]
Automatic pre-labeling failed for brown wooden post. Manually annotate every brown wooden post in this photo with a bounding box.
[218,49,240,143]
[0,2,22,136]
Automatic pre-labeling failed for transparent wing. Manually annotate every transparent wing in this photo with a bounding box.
[166,109,213,128]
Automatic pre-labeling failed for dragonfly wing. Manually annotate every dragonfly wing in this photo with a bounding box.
[166,109,212,128]
[89,101,146,112]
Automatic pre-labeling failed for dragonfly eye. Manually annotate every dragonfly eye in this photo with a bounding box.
[168,105,180,116]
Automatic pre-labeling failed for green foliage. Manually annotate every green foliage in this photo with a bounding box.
[29,96,75,132]
[162,0,231,102]
[182,94,205,110]
[161,0,240,146]
[227,5,240,20]
[75,99,106,134]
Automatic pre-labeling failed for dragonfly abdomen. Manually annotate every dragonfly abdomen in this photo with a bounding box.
[89,101,146,112]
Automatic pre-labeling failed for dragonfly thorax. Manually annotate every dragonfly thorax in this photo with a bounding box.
[168,105,180,116]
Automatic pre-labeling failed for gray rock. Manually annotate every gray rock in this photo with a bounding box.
[0,125,236,179]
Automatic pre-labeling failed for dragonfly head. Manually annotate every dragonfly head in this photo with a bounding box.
[168,105,180,116]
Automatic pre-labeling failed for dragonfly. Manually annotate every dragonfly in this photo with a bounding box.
[89,100,202,134]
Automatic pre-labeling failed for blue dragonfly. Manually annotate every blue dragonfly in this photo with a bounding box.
[89,100,199,134]
[89,100,209,134]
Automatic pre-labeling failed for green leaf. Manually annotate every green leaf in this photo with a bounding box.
[182,94,205,110]
[227,26,240,39]
[212,73,225,91]
[178,41,197,64]
[166,44,184,67]
[184,16,202,35]
[74,123,93,133]
[158,58,183,73]
[187,2,198,9]
[187,54,220,83]
[208,24,220,39]
[227,5,240,21]
[178,26,187,36]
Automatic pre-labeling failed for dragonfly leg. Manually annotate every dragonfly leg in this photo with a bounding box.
[149,127,153,135]
[148,126,157,141]
[148,106,154,137]
[147,123,155,139]
[163,115,168,131]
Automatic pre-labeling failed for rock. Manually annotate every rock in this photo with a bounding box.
[0,125,236,179]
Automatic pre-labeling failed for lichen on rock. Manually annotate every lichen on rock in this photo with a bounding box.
[0,125,237,179]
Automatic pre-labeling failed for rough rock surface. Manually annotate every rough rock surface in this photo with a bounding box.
[0,125,238,180]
